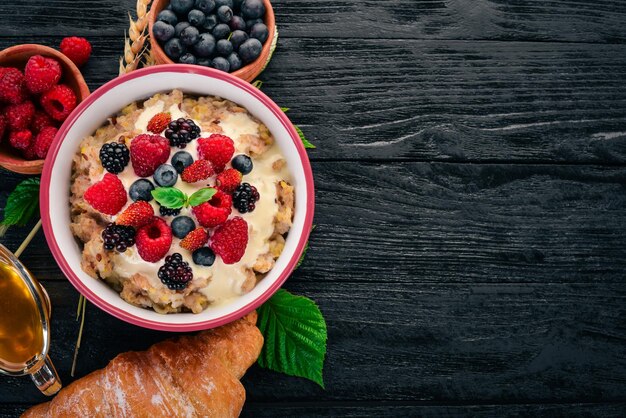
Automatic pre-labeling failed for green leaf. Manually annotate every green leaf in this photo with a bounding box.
[296,225,316,269]
[252,80,263,89]
[281,107,290,113]
[151,187,187,209]
[188,187,217,207]
[294,125,316,149]
[257,289,327,388]
[1,178,40,227]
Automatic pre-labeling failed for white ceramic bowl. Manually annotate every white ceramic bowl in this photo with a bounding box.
[40,65,315,332]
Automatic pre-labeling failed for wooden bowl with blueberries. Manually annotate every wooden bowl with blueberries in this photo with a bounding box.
[148,0,275,82]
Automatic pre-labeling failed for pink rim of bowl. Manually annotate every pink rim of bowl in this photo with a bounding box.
[40,65,315,332]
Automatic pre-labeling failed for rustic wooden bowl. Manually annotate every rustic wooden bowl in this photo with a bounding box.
[0,44,90,175]
[148,0,275,82]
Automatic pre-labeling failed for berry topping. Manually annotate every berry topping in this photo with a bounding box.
[84,173,128,216]
[210,216,248,264]
[147,112,171,134]
[129,179,155,202]
[40,84,77,121]
[59,37,92,67]
[197,134,234,172]
[116,201,155,228]
[24,55,62,94]
[191,190,232,228]
[180,227,209,252]
[136,218,173,262]
[164,118,201,148]
[181,159,214,183]
[153,164,179,187]
[231,154,253,174]
[216,168,242,193]
[0,68,27,104]
[159,204,182,217]
[99,142,130,174]
[130,134,170,177]
[233,182,260,213]
[158,253,193,291]
[6,101,35,131]
[102,223,136,252]
[171,150,194,174]
[8,130,33,151]
[192,247,216,266]
[171,216,196,238]
[31,111,54,134]
[33,126,57,159]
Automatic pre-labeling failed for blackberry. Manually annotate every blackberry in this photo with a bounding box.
[233,182,260,213]
[159,204,182,217]
[102,223,136,252]
[158,253,193,291]
[99,142,130,174]
[164,118,201,148]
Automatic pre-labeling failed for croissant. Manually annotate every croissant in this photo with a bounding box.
[22,313,263,418]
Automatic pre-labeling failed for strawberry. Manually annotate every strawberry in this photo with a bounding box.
[197,134,234,172]
[136,218,173,262]
[181,159,214,183]
[130,134,170,177]
[84,173,127,216]
[33,126,57,159]
[116,201,154,228]
[191,190,232,228]
[24,55,62,94]
[216,168,242,193]
[6,101,35,131]
[180,228,209,252]
[147,112,171,134]
[210,217,249,264]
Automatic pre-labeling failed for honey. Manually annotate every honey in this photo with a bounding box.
[0,260,44,372]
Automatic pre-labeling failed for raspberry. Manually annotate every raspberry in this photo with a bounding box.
[197,134,234,172]
[180,227,209,252]
[216,168,242,193]
[40,84,77,121]
[31,111,54,134]
[130,134,170,177]
[0,68,27,104]
[8,130,33,151]
[60,37,92,67]
[24,55,62,94]
[147,112,171,134]
[102,223,136,253]
[84,173,128,216]
[6,101,35,131]
[181,159,214,183]
[210,217,249,264]
[0,114,6,142]
[136,218,173,262]
[116,201,154,228]
[191,190,232,228]
[164,118,201,148]
[99,142,130,174]
[22,142,38,160]
[33,126,58,159]
[158,253,193,290]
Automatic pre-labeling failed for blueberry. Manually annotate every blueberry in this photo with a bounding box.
[232,0,245,10]
[180,26,200,46]
[215,0,234,7]
[227,52,243,71]
[216,39,233,56]
[129,179,155,202]
[211,56,230,72]
[193,33,216,57]
[229,15,246,31]
[188,9,206,26]
[202,14,219,31]
[197,58,212,67]
[171,151,194,173]
[170,0,195,15]
[171,216,196,239]
[212,23,231,40]
[153,21,176,42]
[245,18,263,29]
[249,22,268,43]
[179,52,197,64]
[230,30,248,50]
[157,10,178,26]
[164,38,186,60]
[241,0,265,19]
[175,21,191,37]
[217,5,233,22]
[192,247,216,266]
[238,38,262,63]
[153,164,179,187]
[194,0,215,14]
[231,154,253,174]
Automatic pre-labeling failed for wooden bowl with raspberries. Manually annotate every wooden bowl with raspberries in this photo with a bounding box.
[0,44,90,174]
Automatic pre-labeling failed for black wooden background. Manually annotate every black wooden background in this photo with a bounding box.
[1,0,626,416]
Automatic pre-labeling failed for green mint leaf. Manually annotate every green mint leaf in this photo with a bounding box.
[294,125,316,149]
[281,107,290,113]
[1,178,40,227]
[257,289,327,388]
[252,80,263,89]
[188,187,217,207]
[151,187,187,209]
